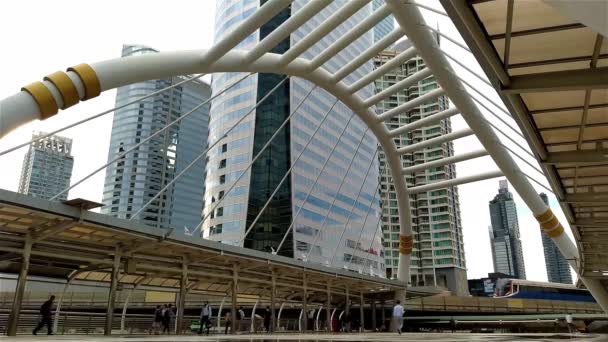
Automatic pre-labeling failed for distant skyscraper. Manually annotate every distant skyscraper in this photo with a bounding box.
[539,193,573,284]
[373,0,394,42]
[204,0,385,277]
[375,41,468,295]
[101,45,211,233]
[18,132,74,201]
[489,180,526,279]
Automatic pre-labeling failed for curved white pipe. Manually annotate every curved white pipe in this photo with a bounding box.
[315,305,322,331]
[217,296,226,330]
[0,49,413,289]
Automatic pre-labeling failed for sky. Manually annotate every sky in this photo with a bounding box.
[0,0,574,283]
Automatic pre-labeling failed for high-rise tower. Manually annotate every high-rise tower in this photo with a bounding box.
[539,193,572,284]
[18,132,74,201]
[372,0,394,42]
[101,45,211,233]
[205,1,385,276]
[489,180,526,279]
[375,41,468,295]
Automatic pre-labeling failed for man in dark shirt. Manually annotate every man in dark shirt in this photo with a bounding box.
[264,306,271,333]
[33,295,55,335]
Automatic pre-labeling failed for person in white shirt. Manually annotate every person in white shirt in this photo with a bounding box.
[566,313,575,334]
[393,300,404,335]
[198,302,211,335]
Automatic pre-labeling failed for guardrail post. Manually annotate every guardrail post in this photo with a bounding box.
[7,233,32,336]
[104,246,121,335]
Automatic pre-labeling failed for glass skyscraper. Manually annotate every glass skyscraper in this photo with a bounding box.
[539,193,572,284]
[489,180,526,279]
[18,132,74,201]
[372,0,394,42]
[205,0,385,276]
[101,45,211,233]
[375,41,468,295]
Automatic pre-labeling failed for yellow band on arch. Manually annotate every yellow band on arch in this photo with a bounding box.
[67,63,100,100]
[21,82,58,120]
[44,71,79,109]
[399,234,413,255]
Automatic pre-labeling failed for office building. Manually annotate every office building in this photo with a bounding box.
[18,132,74,201]
[375,41,468,295]
[205,1,385,276]
[489,180,526,279]
[539,193,573,284]
[101,45,211,233]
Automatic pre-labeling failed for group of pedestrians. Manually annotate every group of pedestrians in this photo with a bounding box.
[151,304,175,335]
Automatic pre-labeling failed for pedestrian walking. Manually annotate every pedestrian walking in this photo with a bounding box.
[151,305,163,334]
[33,295,55,335]
[342,312,351,332]
[264,306,271,332]
[161,304,172,334]
[224,311,232,335]
[198,302,211,335]
[566,313,575,334]
[393,300,404,335]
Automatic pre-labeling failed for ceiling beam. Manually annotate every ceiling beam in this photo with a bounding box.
[501,67,608,93]
[543,150,608,165]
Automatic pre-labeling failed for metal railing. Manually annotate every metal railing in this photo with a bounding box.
[0,309,302,335]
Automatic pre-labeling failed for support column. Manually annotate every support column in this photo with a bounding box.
[231,263,238,335]
[326,284,331,332]
[302,273,308,331]
[359,292,364,332]
[176,257,188,335]
[270,270,276,333]
[7,233,32,336]
[371,299,377,331]
[104,247,121,336]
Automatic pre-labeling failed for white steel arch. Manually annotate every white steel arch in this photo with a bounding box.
[1,0,607,311]
[0,48,415,301]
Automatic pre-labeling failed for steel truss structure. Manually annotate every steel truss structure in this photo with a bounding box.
[1,1,607,334]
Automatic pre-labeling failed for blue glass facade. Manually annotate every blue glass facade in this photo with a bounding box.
[373,0,395,42]
[205,0,385,276]
[101,45,211,233]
